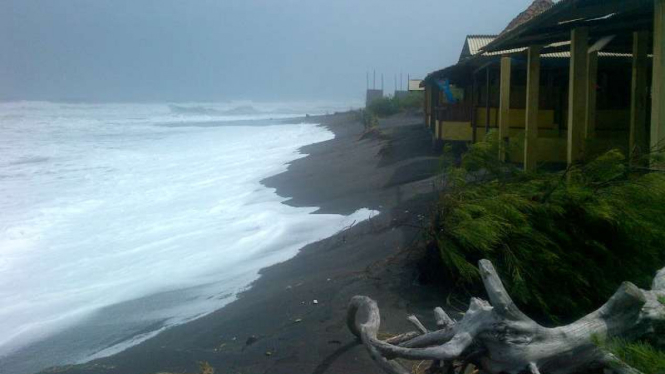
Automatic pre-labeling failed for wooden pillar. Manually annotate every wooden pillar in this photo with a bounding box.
[567,27,589,165]
[651,0,665,154]
[585,51,598,138]
[472,75,478,143]
[524,45,541,171]
[485,67,491,135]
[498,56,512,161]
[630,31,649,162]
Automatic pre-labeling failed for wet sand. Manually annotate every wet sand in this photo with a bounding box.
[42,111,454,374]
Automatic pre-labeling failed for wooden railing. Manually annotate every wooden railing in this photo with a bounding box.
[435,103,473,122]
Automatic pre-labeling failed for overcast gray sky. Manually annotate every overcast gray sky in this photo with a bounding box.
[0,0,534,103]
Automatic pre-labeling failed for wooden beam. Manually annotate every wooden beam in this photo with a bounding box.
[498,56,512,161]
[524,45,541,171]
[567,28,589,165]
[585,51,598,138]
[651,0,665,155]
[629,31,649,163]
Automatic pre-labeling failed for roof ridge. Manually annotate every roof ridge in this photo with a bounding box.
[501,0,555,35]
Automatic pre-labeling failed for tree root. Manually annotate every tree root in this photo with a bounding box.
[348,259,665,374]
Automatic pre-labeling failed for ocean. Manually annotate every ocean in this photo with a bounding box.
[0,101,374,374]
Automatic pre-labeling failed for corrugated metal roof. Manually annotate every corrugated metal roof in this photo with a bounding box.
[467,35,498,56]
[483,40,630,58]
[483,0,653,53]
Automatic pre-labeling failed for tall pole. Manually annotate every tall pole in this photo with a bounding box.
[381,74,384,91]
[366,71,369,90]
[373,70,376,90]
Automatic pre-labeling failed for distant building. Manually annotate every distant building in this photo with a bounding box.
[408,79,424,92]
[365,89,384,107]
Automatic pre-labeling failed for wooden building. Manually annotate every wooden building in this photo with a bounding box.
[423,0,664,170]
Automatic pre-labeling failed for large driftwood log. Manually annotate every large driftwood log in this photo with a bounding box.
[347,260,665,374]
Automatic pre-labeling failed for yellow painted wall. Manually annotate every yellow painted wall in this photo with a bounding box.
[438,109,629,166]
[441,121,473,141]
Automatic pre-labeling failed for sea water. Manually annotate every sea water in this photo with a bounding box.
[0,101,372,374]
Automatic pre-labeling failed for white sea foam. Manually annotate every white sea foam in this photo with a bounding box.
[0,101,372,371]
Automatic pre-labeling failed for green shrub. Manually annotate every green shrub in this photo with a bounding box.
[429,134,665,320]
[357,109,378,129]
[393,91,424,111]
[598,338,665,374]
[366,91,424,118]
[367,96,401,117]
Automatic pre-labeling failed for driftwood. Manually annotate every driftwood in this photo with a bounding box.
[347,260,665,374]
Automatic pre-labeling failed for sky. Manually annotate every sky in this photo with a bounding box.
[0,0,536,103]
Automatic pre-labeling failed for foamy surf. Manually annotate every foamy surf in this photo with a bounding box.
[0,101,372,374]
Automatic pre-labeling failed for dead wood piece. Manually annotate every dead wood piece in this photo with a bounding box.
[347,260,665,374]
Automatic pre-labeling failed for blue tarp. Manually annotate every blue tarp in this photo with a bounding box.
[435,79,457,104]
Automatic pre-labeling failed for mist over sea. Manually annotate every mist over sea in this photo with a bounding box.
[0,101,372,374]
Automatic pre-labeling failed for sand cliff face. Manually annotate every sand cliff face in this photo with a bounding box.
[41,111,445,374]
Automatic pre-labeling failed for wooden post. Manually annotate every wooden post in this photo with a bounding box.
[567,28,589,165]
[651,0,665,154]
[630,31,649,162]
[585,51,598,138]
[498,56,512,161]
[524,45,541,171]
[472,75,478,143]
[485,67,491,136]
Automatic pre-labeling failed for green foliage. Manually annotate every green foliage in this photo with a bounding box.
[367,96,401,117]
[597,338,665,374]
[366,91,424,118]
[394,91,424,110]
[659,296,665,306]
[357,109,379,129]
[430,136,665,320]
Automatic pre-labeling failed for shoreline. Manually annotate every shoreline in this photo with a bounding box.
[40,111,447,374]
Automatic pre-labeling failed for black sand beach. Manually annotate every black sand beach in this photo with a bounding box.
[42,112,453,374]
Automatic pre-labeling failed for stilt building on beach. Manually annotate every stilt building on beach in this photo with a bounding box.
[422,0,664,170]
